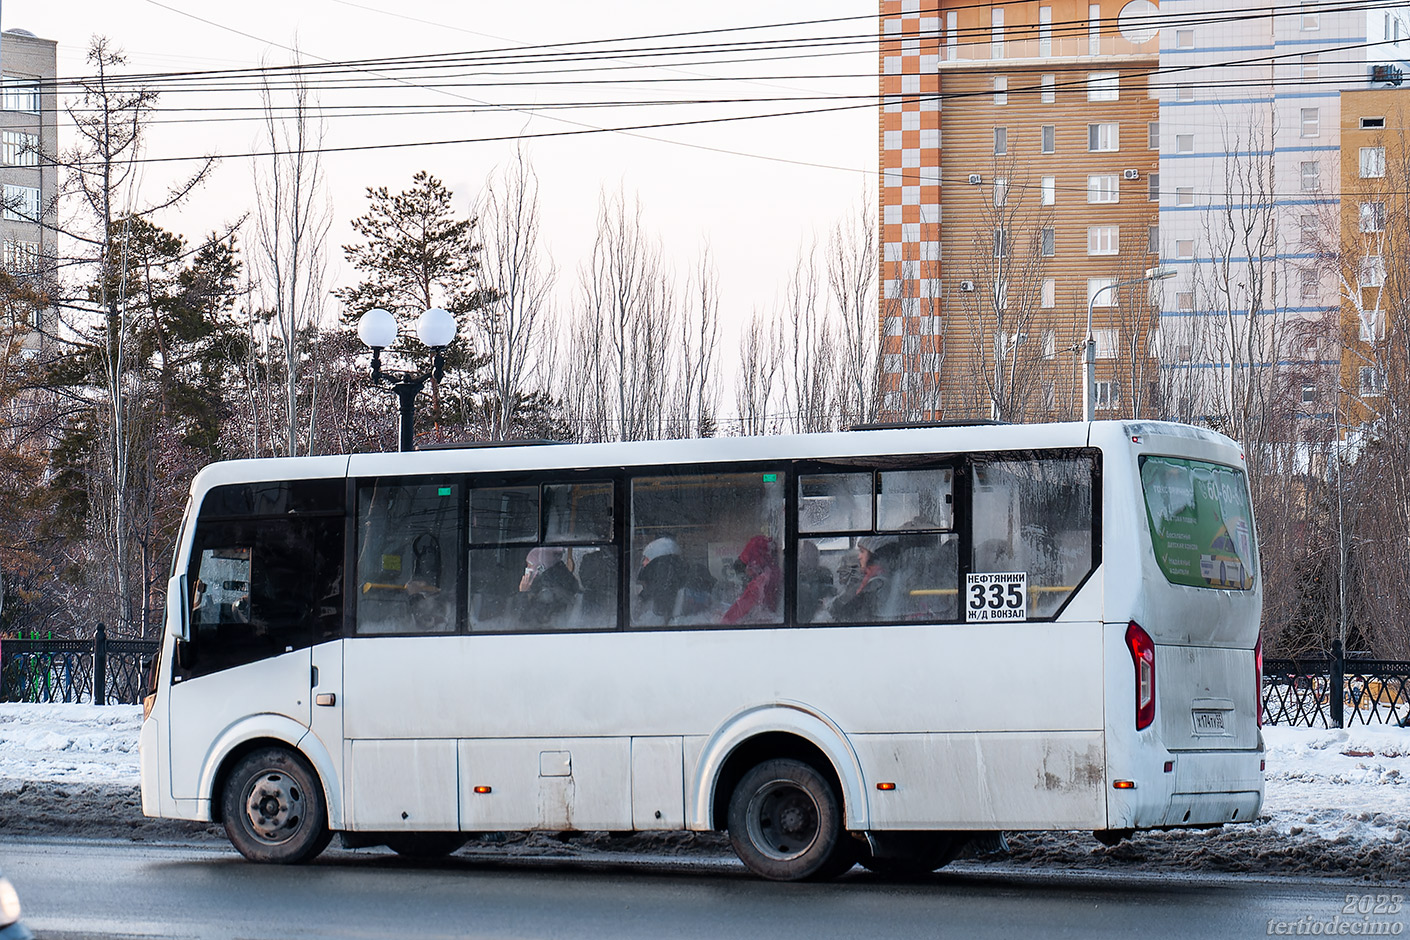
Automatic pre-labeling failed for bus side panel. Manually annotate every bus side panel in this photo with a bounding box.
[851,731,1106,829]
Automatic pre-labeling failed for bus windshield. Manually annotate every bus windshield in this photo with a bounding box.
[1139,455,1256,591]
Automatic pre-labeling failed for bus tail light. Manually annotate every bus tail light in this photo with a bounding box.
[1255,636,1263,728]
[1125,621,1155,731]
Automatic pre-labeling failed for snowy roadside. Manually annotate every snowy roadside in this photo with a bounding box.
[2,704,1409,879]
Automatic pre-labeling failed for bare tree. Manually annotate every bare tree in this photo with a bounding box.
[950,162,1053,422]
[827,196,880,429]
[52,37,214,635]
[667,247,721,438]
[253,51,331,458]
[735,308,785,436]
[475,151,556,440]
[778,247,835,433]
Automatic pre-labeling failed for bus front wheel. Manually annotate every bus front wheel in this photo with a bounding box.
[727,758,855,881]
[222,746,332,864]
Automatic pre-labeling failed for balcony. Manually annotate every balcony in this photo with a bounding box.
[930,33,1158,67]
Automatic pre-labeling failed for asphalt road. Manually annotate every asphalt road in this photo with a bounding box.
[5,836,1407,940]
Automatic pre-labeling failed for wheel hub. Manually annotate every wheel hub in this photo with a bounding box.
[750,781,821,861]
[243,771,304,843]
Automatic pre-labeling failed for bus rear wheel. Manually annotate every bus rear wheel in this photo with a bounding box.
[727,758,855,881]
[222,746,331,864]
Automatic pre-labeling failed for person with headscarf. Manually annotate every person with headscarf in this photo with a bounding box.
[721,535,782,625]
[830,535,900,623]
[517,546,579,627]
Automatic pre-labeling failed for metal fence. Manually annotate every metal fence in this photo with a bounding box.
[0,624,159,705]
[1262,640,1410,728]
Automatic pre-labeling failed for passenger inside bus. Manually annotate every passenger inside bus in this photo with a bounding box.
[829,536,901,623]
[516,547,580,627]
[720,535,782,625]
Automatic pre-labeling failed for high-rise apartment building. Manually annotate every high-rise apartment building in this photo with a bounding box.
[879,0,1161,423]
[0,27,57,349]
[879,2,1410,427]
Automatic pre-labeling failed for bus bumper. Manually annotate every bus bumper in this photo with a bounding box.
[1107,743,1264,830]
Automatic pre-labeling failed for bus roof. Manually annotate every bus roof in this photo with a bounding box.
[186,420,1242,495]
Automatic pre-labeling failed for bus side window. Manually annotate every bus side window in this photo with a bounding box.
[630,471,785,628]
[355,481,460,634]
[183,517,341,678]
[971,456,1096,618]
[469,481,618,633]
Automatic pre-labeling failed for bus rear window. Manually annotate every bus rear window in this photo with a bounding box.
[1139,456,1256,590]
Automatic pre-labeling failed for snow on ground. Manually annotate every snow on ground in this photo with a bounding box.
[3,704,1410,877]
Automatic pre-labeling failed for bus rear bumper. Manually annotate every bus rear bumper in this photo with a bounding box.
[1108,747,1265,831]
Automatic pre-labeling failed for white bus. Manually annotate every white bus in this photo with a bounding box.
[139,420,1264,881]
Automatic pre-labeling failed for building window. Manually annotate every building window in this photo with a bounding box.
[992,8,1005,58]
[1360,256,1386,288]
[1299,214,1318,246]
[1301,1,1320,30]
[1,239,38,273]
[1088,123,1119,152]
[1,78,39,113]
[1301,108,1320,137]
[1041,124,1055,153]
[1041,226,1056,257]
[1039,6,1053,56]
[1,184,38,223]
[1088,72,1119,102]
[1041,73,1056,104]
[1041,176,1055,205]
[994,75,1008,105]
[1041,278,1056,308]
[1087,225,1119,255]
[994,126,1008,155]
[1148,172,1160,201]
[1042,329,1057,360]
[1176,291,1194,311]
[1361,116,1386,129]
[1361,366,1386,396]
[1360,146,1386,178]
[1087,174,1119,203]
[1176,186,1194,206]
[1089,3,1102,55]
[1095,380,1120,409]
[1,131,37,167]
[1148,225,1159,254]
[1300,268,1319,301]
[1360,201,1387,232]
[1175,134,1194,153]
[994,177,1008,207]
[1176,83,1194,102]
[1088,279,1117,308]
[1301,53,1319,78]
[1360,308,1386,343]
[1176,238,1194,258]
[1300,161,1320,191]
[993,229,1010,257]
[1093,328,1119,358]
[1176,28,1195,49]
[1148,121,1159,149]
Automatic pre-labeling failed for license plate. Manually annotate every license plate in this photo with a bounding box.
[1192,709,1228,735]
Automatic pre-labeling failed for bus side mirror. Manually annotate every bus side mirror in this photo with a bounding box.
[167,573,190,641]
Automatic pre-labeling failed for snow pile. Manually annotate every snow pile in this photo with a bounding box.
[0,704,141,791]
[2,704,1410,876]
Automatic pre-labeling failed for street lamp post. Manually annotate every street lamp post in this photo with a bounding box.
[356,307,458,452]
[1083,265,1176,421]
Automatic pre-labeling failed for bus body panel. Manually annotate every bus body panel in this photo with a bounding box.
[166,650,311,801]
[851,731,1106,829]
